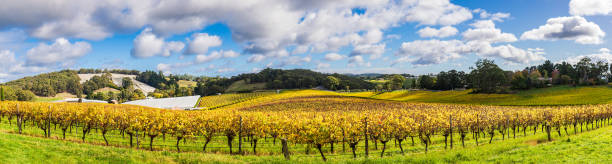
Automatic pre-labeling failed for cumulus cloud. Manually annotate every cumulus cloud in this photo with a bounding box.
[248,54,266,63]
[131,28,185,58]
[395,40,467,65]
[0,50,48,81]
[26,38,91,66]
[195,50,239,63]
[473,9,510,22]
[348,55,371,67]
[277,56,312,67]
[184,33,222,55]
[324,53,346,61]
[417,26,458,38]
[520,16,605,44]
[0,0,486,76]
[462,20,517,43]
[469,42,546,64]
[404,0,473,25]
[156,50,239,73]
[156,62,194,74]
[563,48,612,64]
[395,39,545,65]
[162,41,185,57]
[2,0,476,61]
[0,50,17,68]
[570,0,612,16]
[350,43,385,59]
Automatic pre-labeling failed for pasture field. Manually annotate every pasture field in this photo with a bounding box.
[177,80,197,88]
[348,85,612,106]
[33,92,78,102]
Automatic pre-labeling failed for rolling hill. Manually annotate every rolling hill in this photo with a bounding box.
[78,73,156,95]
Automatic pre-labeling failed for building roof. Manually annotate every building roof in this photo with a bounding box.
[122,95,201,109]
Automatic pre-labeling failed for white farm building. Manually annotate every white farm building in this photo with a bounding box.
[122,96,202,110]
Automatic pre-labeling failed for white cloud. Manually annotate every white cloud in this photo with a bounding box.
[162,41,185,57]
[0,50,17,68]
[395,39,545,65]
[473,9,510,22]
[248,54,266,63]
[0,0,487,77]
[324,53,346,61]
[469,42,546,64]
[404,0,473,26]
[32,14,111,40]
[350,43,385,59]
[563,48,612,64]
[520,16,605,44]
[316,62,331,69]
[462,20,517,43]
[395,39,467,65]
[184,33,222,55]
[131,28,185,58]
[277,56,312,67]
[195,50,239,63]
[26,38,91,66]
[0,50,49,81]
[348,55,371,67]
[417,26,458,38]
[570,0,612,16]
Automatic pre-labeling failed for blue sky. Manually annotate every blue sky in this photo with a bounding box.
[1,0,612,82]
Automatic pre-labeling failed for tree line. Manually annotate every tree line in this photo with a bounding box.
[389,57,612,93]
[194,68,375,96]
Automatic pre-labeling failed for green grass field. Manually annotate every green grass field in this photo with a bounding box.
[177,80,197,88]
[352,85,612,106]
[2,118,612,164]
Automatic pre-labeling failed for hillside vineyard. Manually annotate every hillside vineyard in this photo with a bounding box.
[1,97,611,161]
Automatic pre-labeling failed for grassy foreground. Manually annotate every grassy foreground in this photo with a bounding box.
[2,122,612,163]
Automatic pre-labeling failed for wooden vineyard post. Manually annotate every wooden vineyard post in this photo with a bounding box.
[281,138,290,160]
[364,117,369,158]
[449,115,453,149]
[238,116,243,155]
[47,105,52,138]
[17,104,22,134]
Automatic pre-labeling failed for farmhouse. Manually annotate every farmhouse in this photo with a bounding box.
[122,95,202,110]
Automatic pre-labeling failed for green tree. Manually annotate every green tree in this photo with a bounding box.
[0,86,4,101]
[575,57,592,84]
[470,59,507,93]
[325,76,340,90]
[418,75,435,90]
[510,72,528,90]
[375,84,383,91]
[122,77,134,89]
[16,89,35,101]
[390,75,406,90]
